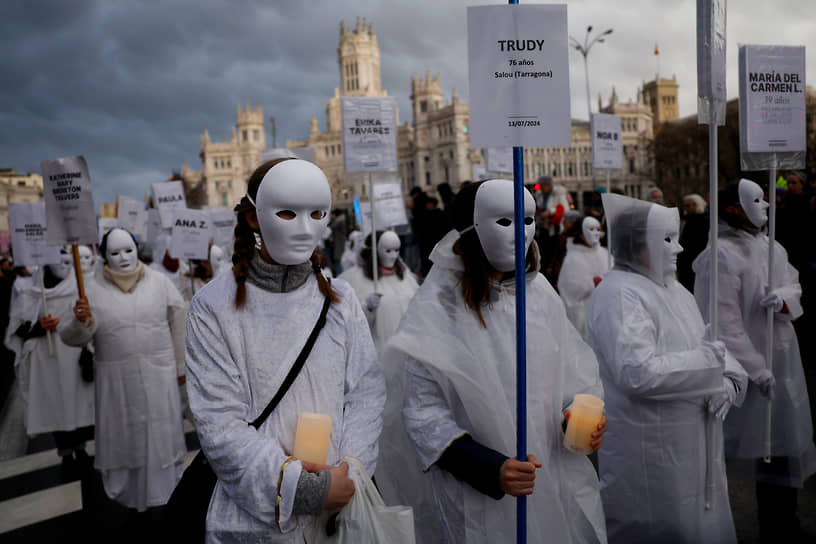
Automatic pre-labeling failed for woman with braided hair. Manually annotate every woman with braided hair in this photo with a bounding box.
[184,158,386,543]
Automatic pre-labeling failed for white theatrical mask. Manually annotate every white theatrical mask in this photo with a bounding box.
[78,245,96,276]
[582,216,602,247]
[209,245,229,276]
[377,231,401,269]
[472,179,536,272]
[105,228,139,273]
[49,251,74,280]
[646,204,683,285]
[738,178,769,228]
[254,160,332,265]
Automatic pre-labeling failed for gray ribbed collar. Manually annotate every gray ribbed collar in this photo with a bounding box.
[247,253,312,293]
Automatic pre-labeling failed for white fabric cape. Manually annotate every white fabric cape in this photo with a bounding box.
[5,274,94,434]
[587,269,747,543]
[60,266,187,510]
[379,230,607,544]
[693,224,816,486]
[557,240,610,340]
[184,272,385,543]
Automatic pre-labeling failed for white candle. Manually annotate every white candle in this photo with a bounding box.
[293,413,332,465]
[563,394,604,455]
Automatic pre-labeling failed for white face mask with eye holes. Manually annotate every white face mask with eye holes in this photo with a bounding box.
[646,205,683,285]
[738,178,770,228]
[105,229,139,273]
[377,231,401,269]
[472,179,536,273]
[78,245,95,276]
[255,160,332,266]
[50,252,74,281]
[582,216,602,247]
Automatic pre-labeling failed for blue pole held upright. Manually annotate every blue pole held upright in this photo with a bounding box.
[513,145,527,544]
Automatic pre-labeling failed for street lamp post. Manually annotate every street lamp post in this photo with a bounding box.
[569,26,613,120]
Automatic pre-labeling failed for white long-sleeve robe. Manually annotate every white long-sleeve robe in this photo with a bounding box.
[184,273,385,543]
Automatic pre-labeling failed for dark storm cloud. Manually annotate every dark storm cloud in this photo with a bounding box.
[1,0,812,206]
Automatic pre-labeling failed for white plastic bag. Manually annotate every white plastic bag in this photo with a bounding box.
[304,456,415,544]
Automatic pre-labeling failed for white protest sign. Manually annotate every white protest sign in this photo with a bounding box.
[359,202,373,236]
[117,196,147,238]
[472,163,488,181]
[467,4,571,147]
[98,218,119,243]
[209,207,236,249]
[371,180,409,229]
[486,147,513,173]
[41,155,97,245]
[8,202,62,267]
[342,97,398,172]
[696,0,727,125]
[591,113,623,170]
[170,209,211,260]
[152,181,187,229]
[739,45,806,153]
[146,208,162,246]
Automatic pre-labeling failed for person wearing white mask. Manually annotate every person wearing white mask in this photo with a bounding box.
[340,229,365,273]
[149,231,193,301]
[586,193,747,544]
[339,230,419,353]
[60,228,187,518]
[693,180,816,542]
[208,244,231,279]
[5,249,94,476]
[558,216,610,340]
[380,179,607,543]
[184,158,385,542]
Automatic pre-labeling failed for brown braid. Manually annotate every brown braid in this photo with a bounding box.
[233,158,340,307]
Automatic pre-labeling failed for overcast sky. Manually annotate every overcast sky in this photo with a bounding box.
[2,0,813,206]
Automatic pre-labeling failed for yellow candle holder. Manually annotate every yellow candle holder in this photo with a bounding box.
[563,394,604,455]
[293,413,332,465]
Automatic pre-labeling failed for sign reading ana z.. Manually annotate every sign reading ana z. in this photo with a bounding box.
[467,4,571,147]
[170,209,211,260]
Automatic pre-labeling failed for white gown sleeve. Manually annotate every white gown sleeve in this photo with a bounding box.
[402,358,468,471]
[184,296,301,527]
[593,287,723,400]
[337,291,386,475]
[773,246,803,321]
[58,313,97,347]
[163,277,187,378]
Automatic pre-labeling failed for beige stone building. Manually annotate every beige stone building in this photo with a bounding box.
[0,169,45,244]
[184,17,673,211]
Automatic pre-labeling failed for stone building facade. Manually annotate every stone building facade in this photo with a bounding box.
[184,17,673,211]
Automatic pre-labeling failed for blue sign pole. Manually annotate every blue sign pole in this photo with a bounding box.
[513,145,527,544]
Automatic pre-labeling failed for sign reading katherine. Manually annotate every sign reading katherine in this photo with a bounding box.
[467,4,571,147]
[41,155,97,245]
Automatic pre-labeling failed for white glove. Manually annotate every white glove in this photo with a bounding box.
[754,369,776,400]
[701,339,727,366]
[759,292,784,313]
[364,293,382,313]
[708,377,738,420]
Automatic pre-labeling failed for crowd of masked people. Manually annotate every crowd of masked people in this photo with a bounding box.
[0,161,813,543]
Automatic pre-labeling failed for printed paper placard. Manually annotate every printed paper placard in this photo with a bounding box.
[170,209,211,260]
[209,207,236,250]
[152,181,187,229]
[486,147,513,174]
[591,113,623,170]
[739,45,806,153]
[342,97,398,173]
[8,202,62,266]
[371,180,410,230]
[467,4,571,147]
[41,155,97,245]
[117,196,147,238]
[146,208,163,248]
[98,218,119,243]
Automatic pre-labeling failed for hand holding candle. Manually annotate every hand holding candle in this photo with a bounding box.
[293,413,332,465]
[563,394,606,455]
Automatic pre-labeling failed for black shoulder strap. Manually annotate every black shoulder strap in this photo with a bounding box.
[249,293,332,429]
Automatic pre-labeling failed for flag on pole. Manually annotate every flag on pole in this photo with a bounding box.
[654,43,659,55]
